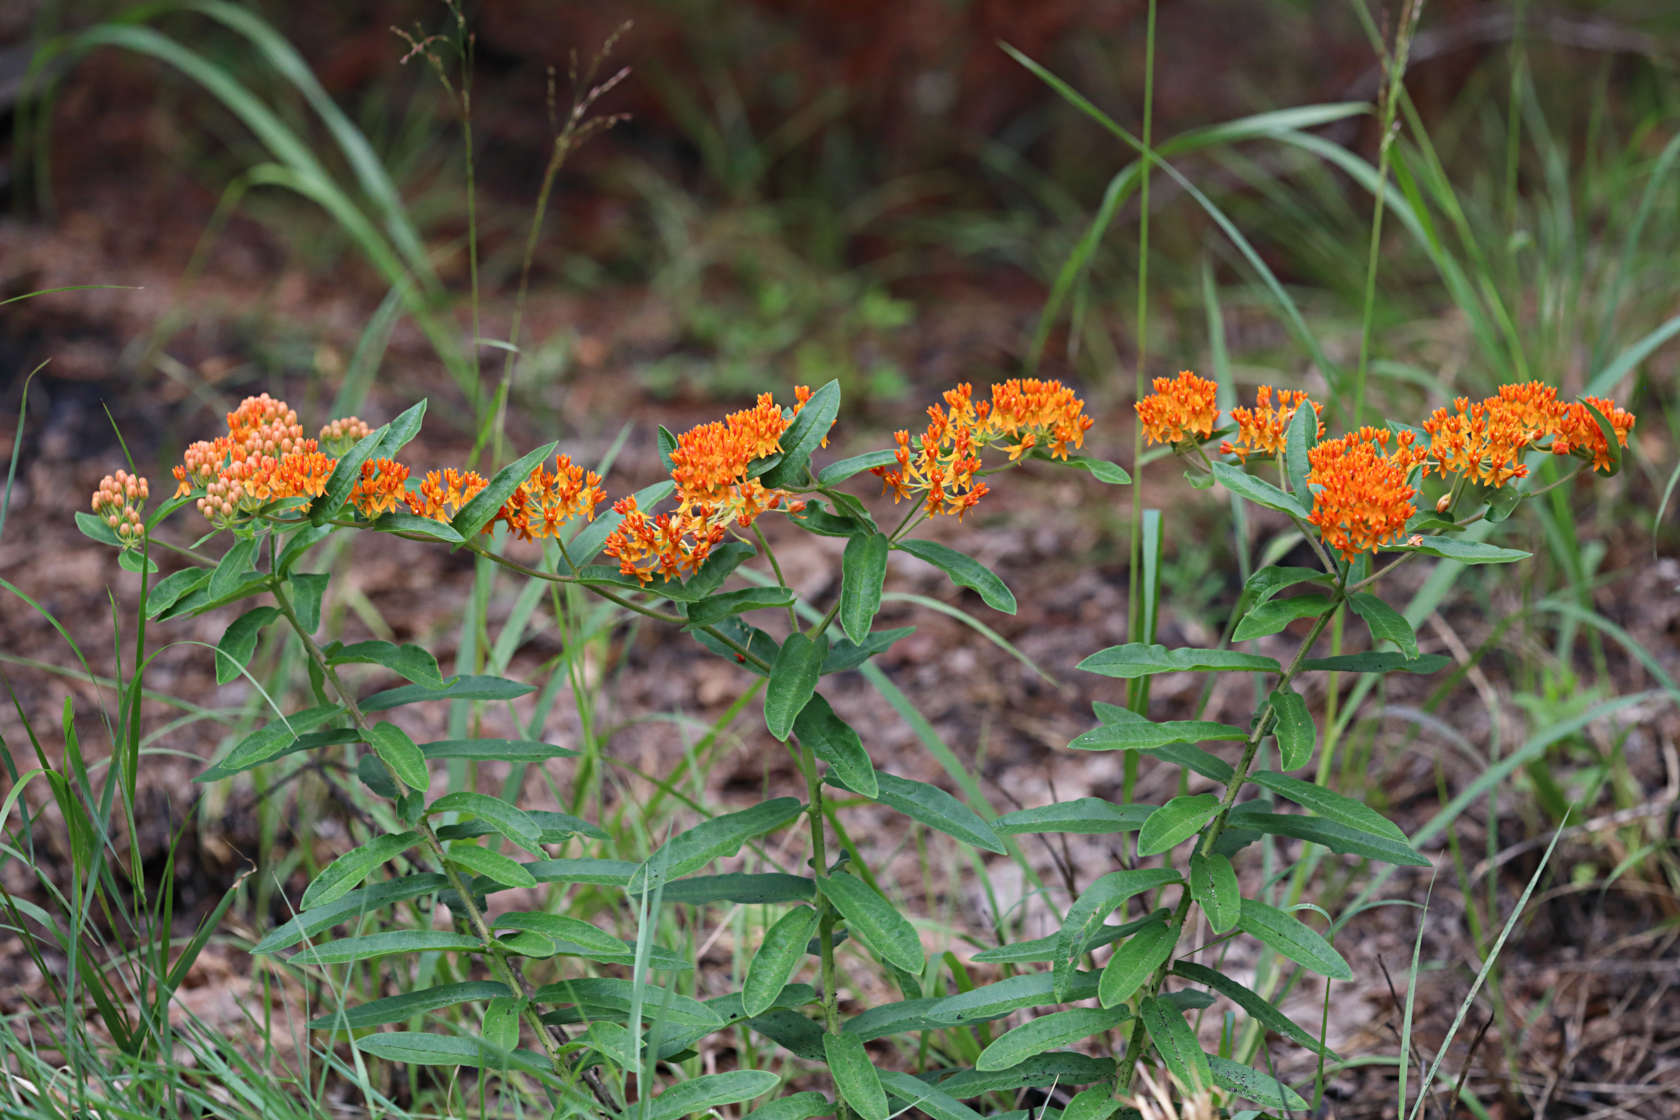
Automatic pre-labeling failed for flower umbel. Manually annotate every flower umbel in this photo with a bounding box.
[1136,370,1219,446]
[1553,396,1635,473]
[1220,386,1322,462]
[91,470,150,549]
[1306,426,1425,561]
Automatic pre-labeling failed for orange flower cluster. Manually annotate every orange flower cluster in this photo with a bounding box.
[1552,396,1635,474]
[1422,382,1636,486]
[165,393,605,540]
[871,379,1092,518]
[1136,370,1219,445]
[605,389,813,583]
[1306,427,1427,562]
[1220,386,1323,462]
[91,469,150,549]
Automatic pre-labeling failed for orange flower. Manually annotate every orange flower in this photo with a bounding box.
[979,377,1094,460]
[274,447,337,499]
[91,470,150,549]
[1422,381,1567,488]
[1552,396,1634,473]
[489,455,606,541]
[404,467,490,521]
[601,496,726,584]
[1220,386,1322,462]
[349,458,410,518]
[1306,427,1424,561]
[670,392,791,511]
[1136,370,1219,446]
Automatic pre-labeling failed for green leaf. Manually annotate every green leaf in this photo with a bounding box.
[369,722,428,792]
[1060,1087,1123,1120]
[1242,565,1332,606]
[646,1072,782,1120]
[420,738,579,762]
[1150,741,1235,783]
[765,633,823,741]
[821,626,914,674]
[353,1031,548,1073]
[310,423,384,525]
[481,995,522,1058]
[1348,591,1418,658]
[1053,868,1181,999]
[817,448,898,485]
[1301,652,1449,674]
[1269,685,1315,770]
[790,499,870,538]
[287,572,329,633]
[1140,995,1213,1093]
[533,977,722,1030]
[1581,398,1624,474]
[75,510,122,547]
[446,841,538,889]
[833,772,1004,854]
[299,830,423,909]
[1060,455,1130,484]
[1209,1056,1310,1111]
[1237,812,1429,867]
[793,694,877,798]
[690,617,780,676]
[760,380,839,489]
[254,874,450,955]
[1210,461,1309,518]
[1171,961,1336,1058]
[208,536,260,601]
[1189,853,1240,934]
[215,606,280,684]
[839,532,890,644]
[996,798,1152,836]
[1232,592,1335,641]
[196,703,343,783]
[818,872,923,973]
[1236,898,1352,980]
[935,1053,1115,1098]
[659,872,815,906]
[879,1070,988,1120]
[1137,794,1221,856]
[372,399,427,460]
[370,508,470,541]
[309,980,512,1030]
[277,523,332,577]
[328,640,446,687]
[1284,400,1316,500]
[1248,770,1408,842]
[927,970,1099,1024]
[684,587,797,628]
[743,906,820,1017]
[1077,643,1280,678]
[426,792,542,853]
[117,548,159,575]
[895,539,1016,614]
[145,568,209,619]
[442,810,603,845]
[741,1090,833,1120]
[1097,918,1175,1008]
[449,441,559,539]
[977,1006,1132,1071]
[362,673,535,711]
[631,798,805,894]
[824,1031,888,1120]
[1402,535,1530,564]
[1068,716,1247,752]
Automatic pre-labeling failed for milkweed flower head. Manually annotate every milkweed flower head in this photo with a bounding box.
[1553,396,1634,473]
[1136,370,1219,446]
[870,378,1090,518]
[1220,386,1323,462]
[605,388,814,584]
[1423,382,1635,484]
[91,470,150,549]
[488,456,607,541]
[1306,426,1426,562]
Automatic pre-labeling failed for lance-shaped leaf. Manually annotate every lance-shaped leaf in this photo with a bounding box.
[760,379,840,489]
[817,448,897,485]
[291,929,480,965]
[300,830,423,909]
[831,771,1004,854]
[743,906,820,1017]
[208,536,260,602]
[1189,853,1240,934]
[1171,960,1337,1058]
[879,1070,989,1120]
[839,531,889,643]
[533,977,722,1030]
[1236,898,1352,980]
[1211,460,1309,518]
[824,1031,888,1120]
[646,1071,783,1120]
[1401,536,1530,564]
[1270,685,1315,770]
[1137,795,1221,856]
[818,872,923,973]
[977,1006,1133,1071]
[895,539,1016,614]
[369,511,464,543]
[362,673,534,711]
[1248,770,1408,842]
[630,798,804,894]
[1284,398,1316,500]
[1060,1088,1123,1120]
[765,633,824,741]
[1078,643,1280,679]
[449,441,559,539]
[353,1032,549,1074]
[996,798,1152,836]
[741,1091,833,1120]
[684,587,796,628]
[309,980,512,1030]
[369,722,428,792]
[927,970,1099,1024]
[793,694,877,798]
[419,738,579,763]
[196,703,343,783]
[1053,868,1181,999]
[215,606,280,684]
[145,568,209,619]
[1348,590,1418,659]
[821,626,914,674]
[327,640,446,687]
[1232,592,1335,641]
[492,912,625,959]
[843,998,943,1041]
[446,841,537,889]
[309,424,384,525]
[1098,917,1175,1008]
[255,873,449,955]
[1068,716,1246,752]
[426,792,541,853]
[1301,652,1449,674]
[935,1053,1114,1098]
[1242,565,1332,607]
[1140,996,1213,1094]
[1060,455,1130,484]
[1209,1056,1310,1111]
[659,872,815,906]
[1237,812,1429,867]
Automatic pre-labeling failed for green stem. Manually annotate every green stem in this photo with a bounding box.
[268,576,622,1114]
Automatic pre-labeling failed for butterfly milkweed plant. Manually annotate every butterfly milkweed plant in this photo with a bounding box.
[83,371,1632,1118]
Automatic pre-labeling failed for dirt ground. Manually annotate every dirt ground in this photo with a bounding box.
[3,8,1679,1118]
